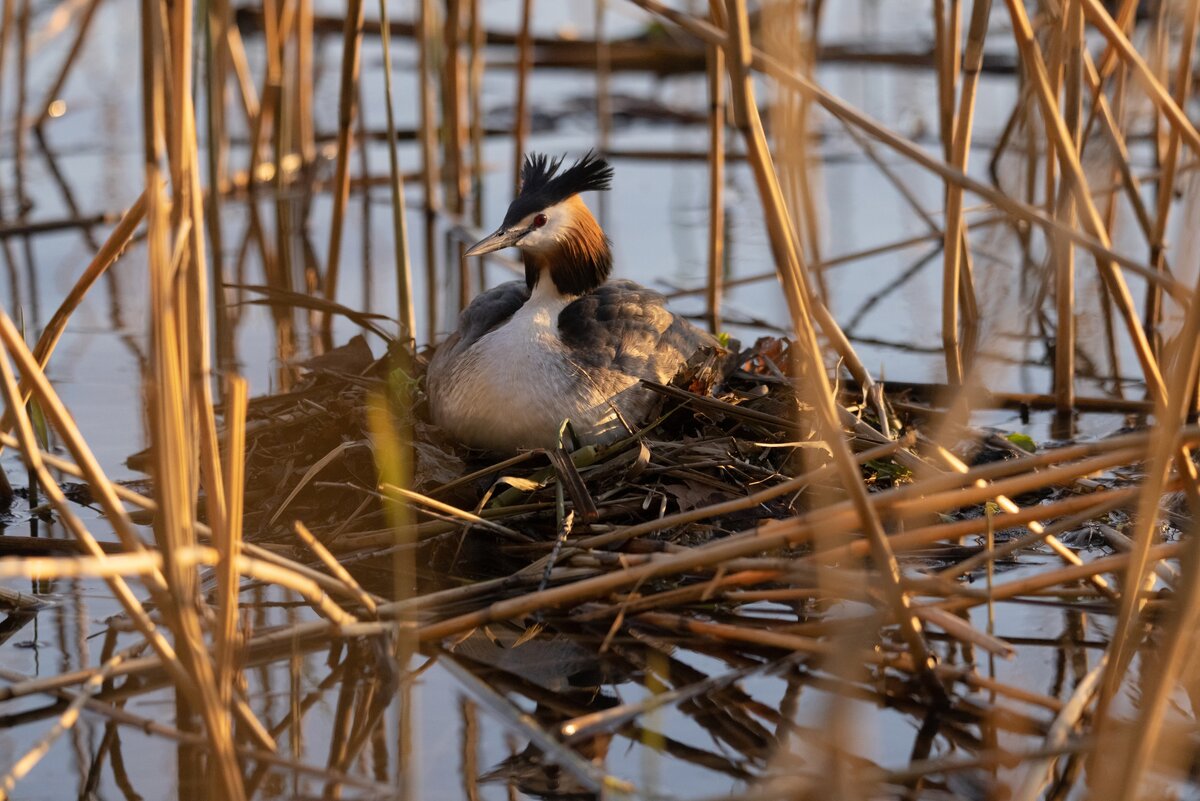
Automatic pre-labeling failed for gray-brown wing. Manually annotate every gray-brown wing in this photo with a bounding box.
[454,279,531,346]
[557,279,716,381]
[428,279,529,381]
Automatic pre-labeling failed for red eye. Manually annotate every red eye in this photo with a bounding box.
[533,213,547,228]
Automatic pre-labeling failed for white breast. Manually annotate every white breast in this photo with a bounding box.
[429,282,639,451]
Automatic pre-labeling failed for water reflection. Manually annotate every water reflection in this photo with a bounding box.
[0,0,1175,798]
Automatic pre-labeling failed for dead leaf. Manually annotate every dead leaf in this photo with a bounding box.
[663,481,737,512]
[295,334,374,375]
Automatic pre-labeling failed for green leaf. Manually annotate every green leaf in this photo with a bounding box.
[28,400,49,450]
[1005,432,1037,453]
[717,331,731,349]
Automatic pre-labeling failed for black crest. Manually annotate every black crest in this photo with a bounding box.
[502,151,613,228]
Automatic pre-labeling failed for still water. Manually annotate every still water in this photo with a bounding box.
[0,0,1180,798]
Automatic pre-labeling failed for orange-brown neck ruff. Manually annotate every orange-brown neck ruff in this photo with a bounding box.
[524,195,612,296]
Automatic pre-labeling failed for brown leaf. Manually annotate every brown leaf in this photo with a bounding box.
[295,334,375,375]
[663,481,736,512]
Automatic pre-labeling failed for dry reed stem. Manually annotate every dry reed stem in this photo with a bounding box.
[0,318,194,696]
[0,546,357,624]
[1143,0,1200,366]
[443,0,468,214]
[1093,133,1200,801]
[0,663,394,794]
[716,0,934,692]
[418,0,440,343]
[913,606,1014,658]
[1010,656,1105,800]
[630,0,1190,300]
[635,611,913,671]
[1113,512,1200,793]
[0,189,146,445]
[320,0,363,309]
[934,541,1183,615]
[937,489,1137,579]
[0,311,164,575]
[1079,52,1160,255]
[575,436,910,549]
[705,9,725,334]
[932,444,1114,596]
[293,521,378,617]
[225,20,260,122]
[1093,0,1139,79]
[215,374,247,712]
[381,482,530,542]
[1004,0,1165,403]
[468,0,484,230]
[933,0,954,163]
[512,0,534,194]
[939,0,989,385]
[416,428,1199,646]
[142,0,243,787]
[0,417,386,607]
[377,0,414,341]
[1052,1,1082,416]
[267,440,360,527]
[1083,0,1200,156]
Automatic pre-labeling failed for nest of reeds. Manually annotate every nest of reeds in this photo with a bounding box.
[225,334,918,557]
[226,331,1118,583]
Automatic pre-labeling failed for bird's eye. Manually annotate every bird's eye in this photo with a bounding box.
[533,213,548,228]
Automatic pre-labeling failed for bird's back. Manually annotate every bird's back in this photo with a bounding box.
[558,279,716,382]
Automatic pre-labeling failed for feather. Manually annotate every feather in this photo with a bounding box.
[503,151,614,229]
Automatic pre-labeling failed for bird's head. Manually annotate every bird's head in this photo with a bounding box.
[465,152,614,296]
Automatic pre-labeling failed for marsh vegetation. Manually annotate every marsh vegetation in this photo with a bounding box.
[0,1,1198,799]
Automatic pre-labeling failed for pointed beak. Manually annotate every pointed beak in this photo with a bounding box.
[464,227,524,257]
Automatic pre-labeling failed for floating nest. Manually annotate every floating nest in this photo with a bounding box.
[223,332,1079,578]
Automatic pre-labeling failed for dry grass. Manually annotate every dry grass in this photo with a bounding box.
[0,0,1198,798]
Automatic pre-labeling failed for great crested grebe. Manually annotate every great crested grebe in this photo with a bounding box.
[427,152,716,453]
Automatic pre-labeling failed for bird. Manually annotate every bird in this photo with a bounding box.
[426,151,717,453]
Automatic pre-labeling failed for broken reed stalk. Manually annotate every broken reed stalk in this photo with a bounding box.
[293,521,378,616]
[375,0,415,340]
[718,0,937,689]
[443,0,468,215]
[1143,0,1200,366]
[512,0,534,194]
[215,375,247,712]
[321,0,364,311]
[468,0,485,227]
[705,8,724,334]
[933,0,959,164]
[940,0,990,386]
[1053,0,1082,417]
[418,0,440,343]
[0,547,357,625]
[594,0,611,154]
